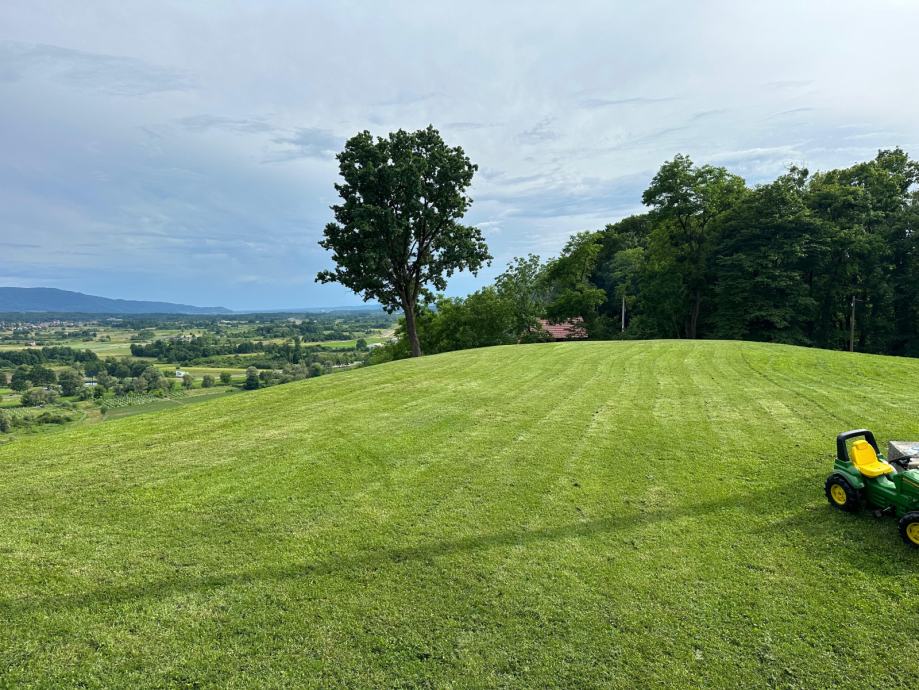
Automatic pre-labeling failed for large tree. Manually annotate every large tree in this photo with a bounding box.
[57,367,85,397]
[806,148,919,353]
[641,154,747,338]
[317,126,491,356]
[712,168,819,343]
[494,254,549,340]
[542,231,607,334]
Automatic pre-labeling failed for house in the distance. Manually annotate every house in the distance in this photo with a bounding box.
[538,318,588,341]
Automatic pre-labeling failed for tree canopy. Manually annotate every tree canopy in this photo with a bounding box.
[317,126,491,356]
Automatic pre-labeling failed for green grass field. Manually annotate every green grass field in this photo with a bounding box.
[1,341,918,688]
[303,336,387,349]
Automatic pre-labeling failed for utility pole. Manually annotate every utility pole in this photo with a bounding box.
[621,294,626,332]
[849,295,858,352]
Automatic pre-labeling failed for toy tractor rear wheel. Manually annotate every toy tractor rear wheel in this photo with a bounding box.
[898,512,919,548]
[825,475,861,513]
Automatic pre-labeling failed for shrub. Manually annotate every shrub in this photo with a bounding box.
[21,387,60,407]
[202,374,215,388]
[34,411,71,425]
[244,367,260,390]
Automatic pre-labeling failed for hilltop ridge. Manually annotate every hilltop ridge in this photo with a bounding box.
[0,287,231,314]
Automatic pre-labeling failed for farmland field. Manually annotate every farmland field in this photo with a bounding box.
[0,339,137,357]
[1,340,918,688]
[100,388,240,420]
[0,310,396,437]
[168,366,248,378]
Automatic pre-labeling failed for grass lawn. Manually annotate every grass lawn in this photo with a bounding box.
[1,341,918,687]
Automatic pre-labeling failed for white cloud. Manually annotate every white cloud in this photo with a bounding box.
[0,0,918,308]
[0,41,194,95]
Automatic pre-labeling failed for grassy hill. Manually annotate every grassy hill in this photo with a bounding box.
[1,341,918,688]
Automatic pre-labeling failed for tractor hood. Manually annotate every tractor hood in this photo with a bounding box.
[898,470,919,495]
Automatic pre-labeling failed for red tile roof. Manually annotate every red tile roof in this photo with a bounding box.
[539,318,587,340]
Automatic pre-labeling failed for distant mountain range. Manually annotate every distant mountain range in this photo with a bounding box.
[0,288,232,315]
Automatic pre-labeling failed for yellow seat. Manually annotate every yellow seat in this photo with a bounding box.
[850,439,893,478]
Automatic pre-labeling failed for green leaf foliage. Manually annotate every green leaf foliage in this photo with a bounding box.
[317,126,491,356]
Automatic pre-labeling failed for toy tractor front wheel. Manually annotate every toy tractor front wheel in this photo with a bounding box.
[825,475,861,513]
[898,512,919,548]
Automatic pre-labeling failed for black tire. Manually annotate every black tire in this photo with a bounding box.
[825,475,861,513]
[898,512,919,548]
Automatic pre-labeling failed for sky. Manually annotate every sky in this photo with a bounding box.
[2,1,918,311]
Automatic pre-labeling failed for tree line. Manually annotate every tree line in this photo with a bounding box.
[0,346,100,368]
[130,335,264,361]
[545,148,919,354]
[319,135,919,360]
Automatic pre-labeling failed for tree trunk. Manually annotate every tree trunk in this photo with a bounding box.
[403,300,422,357]
[621,294,626,332]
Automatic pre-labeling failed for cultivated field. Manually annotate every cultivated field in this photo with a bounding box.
[0,328,200,358]
[1,341,917,687]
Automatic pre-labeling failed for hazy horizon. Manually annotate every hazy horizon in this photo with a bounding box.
[3,1,919,310]
[0,285,383,313]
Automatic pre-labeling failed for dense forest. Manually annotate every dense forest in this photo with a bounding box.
[379,148,919,360]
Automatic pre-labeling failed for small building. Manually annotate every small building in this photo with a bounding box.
[175,369,187,378]
[538,318,588,341]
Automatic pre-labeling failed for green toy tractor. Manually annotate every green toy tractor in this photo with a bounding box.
[826,429,919,547]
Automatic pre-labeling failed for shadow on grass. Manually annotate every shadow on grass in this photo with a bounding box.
[758,502,919,572]
[2,479,913,617]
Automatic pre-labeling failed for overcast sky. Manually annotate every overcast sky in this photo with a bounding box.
[2,1,918,310]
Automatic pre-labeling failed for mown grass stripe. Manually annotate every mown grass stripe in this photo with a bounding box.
[2,341,919,688]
